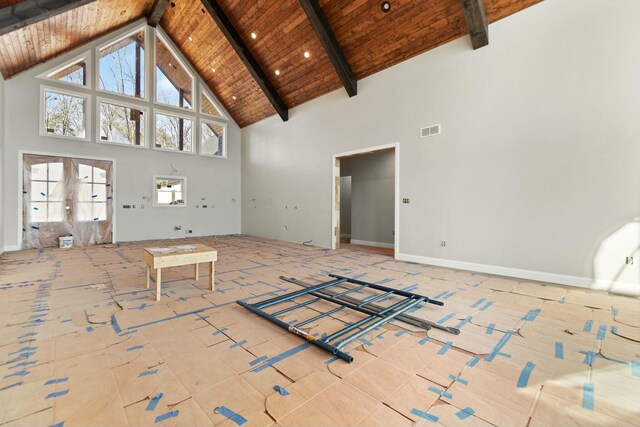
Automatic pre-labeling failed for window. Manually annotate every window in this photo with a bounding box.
[77,164,108,221]
[47,57,87,87]
[98,29,145,99]
[155,34,193,109]
[154,176,186,207]
[201,89,224,118]
[29,162,65,223]
[98,99,145,146]
[155,111,193,153]
[42,87,88,139]
[200,120,226,157]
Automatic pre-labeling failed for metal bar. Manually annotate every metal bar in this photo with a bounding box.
[334,298,426,349]
[270,282,368,317]
[294,306,344,328]
[280,276,460,335]
[307,291,394,319]
[237,299,353,362]
[357,290,394,307]
[255,278,347,309]
[329,274,444,306]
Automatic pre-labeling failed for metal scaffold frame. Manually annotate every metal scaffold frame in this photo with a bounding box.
[236,274,459,362]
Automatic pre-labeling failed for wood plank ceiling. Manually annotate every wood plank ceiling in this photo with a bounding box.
[0,0,542,127]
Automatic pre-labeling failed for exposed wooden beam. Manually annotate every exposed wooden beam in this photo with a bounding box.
[0,0,97,37]
[200,0,288,122]
[147,0,170,28]
[298,0,357,97]
[460,0,489,50]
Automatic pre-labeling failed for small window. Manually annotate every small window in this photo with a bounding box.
[98,29,145,99]
[201,89,223,118]
[29,162,65,223]
[154,176,187,207]
[42,88,87,139]
[200,120,226,157]
[47,58,87,86]
[155,112,193,153]
[98,99,145,146]
[156,35,193,109]
[76,164,108,221]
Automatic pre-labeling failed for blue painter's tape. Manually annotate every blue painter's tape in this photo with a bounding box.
[31,225,41,230]
[427,386,452,399]
[273,385,289,396]
[630,361,639,377]
[516,362,536,388]
[0,381,23,391]
[583,320,593,332]
[611,308,619,316]
[138,369,159,377]
[448,374,468,385]
[324,356,338,364]
[40,192,46,196]
[395,330,409,337]
[432,291,448,299]
[9,346,38,355]
[418,336,430,345]
[485,331,513,362]
[249,355,268,366]
[486,323,495,335]
[467,356,480,367]
[49,422,65,427]
[230,340,247,349]
[456,407,475,420]
[127,345,144,352]
[4,370,30,378]
[44,377,68,385]
[437,341,452,355]
[46,390,69,399]
[111,314,122,333]
[212,328,228,336]
[215,406,247,425]
[454,316,472,330]
[410,409,439,422]
[154,410,179,423]
[522,309,541,322]
[436,313,456,325]
[252,342,312,373]
[85,326,94,332]
[146,392,163,411]
[582,351,596,366]
[18,332,38,338]
[582,383,594,410]
[611,326,618,335]
[555,342,564,359]
[596,325,606,341]
[479,301,493,311]
[10,360,37,369]
[359,338,373,346]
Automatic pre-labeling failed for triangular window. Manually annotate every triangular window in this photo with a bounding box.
[155,34,193,110]
[201,89,225,119]
[39,54,89,87]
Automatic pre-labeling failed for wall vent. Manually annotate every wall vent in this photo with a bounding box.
[420,124,441,138]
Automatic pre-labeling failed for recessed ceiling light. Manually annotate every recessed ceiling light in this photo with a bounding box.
[251,32,257,39]
[211,67,216,72]
[303,51,310,59]
[232,96,237,100]
[275,69,280,76]
[188,35,193,41]
[381,1,391,12]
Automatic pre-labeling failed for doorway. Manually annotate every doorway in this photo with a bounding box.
[332,143,399,258]
[22,153,114,248]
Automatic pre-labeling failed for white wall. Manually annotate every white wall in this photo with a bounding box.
[0,74,4,254]
[2,20,241,250]
[340,150,395,246]
[242,0,640,293]
[339,176,351,237]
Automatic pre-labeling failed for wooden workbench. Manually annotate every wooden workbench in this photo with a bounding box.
[143,244,217,301]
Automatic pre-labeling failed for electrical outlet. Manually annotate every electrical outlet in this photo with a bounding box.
[402,198,410,204]
[626,257,634,265]
[202,205,208,208]
[441,241,446,247]
[187,230,193,234]
[123,204,131,209]
[174,225,182,231]
[141,204,145,209]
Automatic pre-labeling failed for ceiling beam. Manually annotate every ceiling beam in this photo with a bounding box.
[460,0,489,50]
[200,0,288,122]
[147,0,170,28]
[0,0,97,37]
[298,0,356,97]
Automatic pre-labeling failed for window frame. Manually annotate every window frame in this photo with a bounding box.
[76,163,110,222]
[153,175,188,208]
[40,85,91,142]
[199,85,227,119]
[95,96,148,149]
[154,31,196,112]
[199,118,227,159]
[153,109,196,155]
[95,25,149,102]
[37,51,92,89]
[28,161,66,224]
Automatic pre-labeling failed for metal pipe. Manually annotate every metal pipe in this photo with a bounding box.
[236,299,353,362]
[294,306,344,328]
[254,278,347,309]
[270,282,367,317]
[328,273,444,306]
[358,290,394,307]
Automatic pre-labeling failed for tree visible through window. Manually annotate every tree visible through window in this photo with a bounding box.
[43,89,86,138]
[99,30,145,99]
[30,162,65,223]
[156,36,193,109]
[48,59,86,86]
[201,121,225,157]
[155,112,193,152]
[99,101,144,145]
[77,164,108,221]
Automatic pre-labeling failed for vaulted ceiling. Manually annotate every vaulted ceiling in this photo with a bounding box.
[0,0,541,127]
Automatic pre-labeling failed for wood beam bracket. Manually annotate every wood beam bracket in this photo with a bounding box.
[460,0,489,50]
[0,0,98,37]
[298,0,357,97]
[200,0,289,122]
[148,0,170,28]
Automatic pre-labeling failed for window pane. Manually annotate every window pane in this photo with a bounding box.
[201,91,222,117]
[93,184,107,202]
[94,203,107,221]
[156,37,192,109]
[44,90,86,138]
[79,164,93,182]
[94,167,107,183]
[78,183,93,201]
[201,122,225,157]
[49,60,86,86]
[30,202,48,222]
[76,202,93,221]
[155,113,193,152]
[48,202,64,222]
[99,30,145,98]
[31,163,48,181]
[49,163,64,181]
[99,102,145,145]
[31,182,48,201]
[49,182,65,201]
[155,177,186,206]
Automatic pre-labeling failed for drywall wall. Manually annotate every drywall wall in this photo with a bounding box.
[340,150,394,246]
[339,176,351,237]
[242,0,640,292]
[0,74,4,254]
[2,20,241,250]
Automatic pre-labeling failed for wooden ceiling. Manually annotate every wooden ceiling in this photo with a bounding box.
[0,0,541,127]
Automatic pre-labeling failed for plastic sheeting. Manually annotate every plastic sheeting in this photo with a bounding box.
[23,154,113,249]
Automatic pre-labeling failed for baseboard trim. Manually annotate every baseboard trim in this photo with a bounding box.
[351,239,394,249]
[396,252,639,296]
[2,245,20,252]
